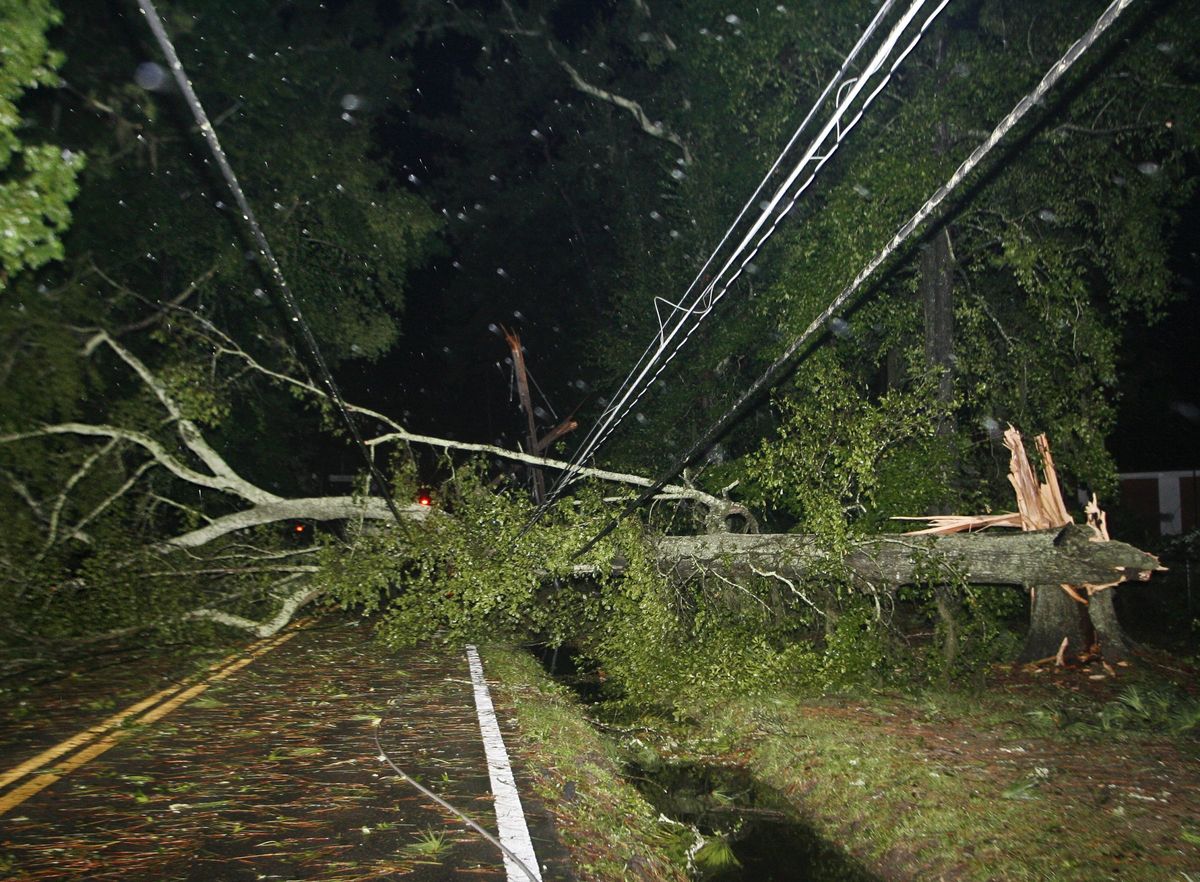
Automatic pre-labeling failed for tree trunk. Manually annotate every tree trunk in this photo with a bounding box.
[933,583,963,670]
[652,524,1160,591]
[1020,584,1091,662]
[922,224,955,420]
[647,525,1161,663]
[1087,588,1135,662]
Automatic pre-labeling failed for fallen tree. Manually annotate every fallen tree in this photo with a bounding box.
[652,524,1160,662]
[0,317,1162,665]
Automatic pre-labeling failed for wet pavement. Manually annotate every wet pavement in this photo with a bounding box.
[0,619,571,881]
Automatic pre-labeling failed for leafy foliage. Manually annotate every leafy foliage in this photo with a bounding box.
[0,0,84,289]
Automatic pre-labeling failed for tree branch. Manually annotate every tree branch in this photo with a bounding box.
[160,496,428,550]
[551,48,692,165]
[81,331,278,505]
[188,576,323,637]
[0,423,276,505]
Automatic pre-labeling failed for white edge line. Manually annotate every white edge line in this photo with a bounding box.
[465,645,543,882]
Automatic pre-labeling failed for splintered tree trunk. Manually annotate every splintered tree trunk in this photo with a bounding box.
[1020,584,1091,662]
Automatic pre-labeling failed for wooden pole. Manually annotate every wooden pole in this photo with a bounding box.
[504,329,545,503]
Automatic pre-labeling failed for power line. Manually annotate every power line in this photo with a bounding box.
[569,0,1137,560]
[134,0,408,527]
[558,0,901,472]
[533,0,951,527]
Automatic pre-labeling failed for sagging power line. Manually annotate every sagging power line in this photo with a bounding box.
[531,0,952,531]
[568,0,1137,559]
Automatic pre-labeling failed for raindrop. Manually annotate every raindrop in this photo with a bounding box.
[496,268,509,278]
[488,323,501,335]
[134,61,170,91]
[1037,208,1059,223]
[775,4,787,12]
[759,200,772,212]
[852,184,871,198]
[335,183,345,192]
[980,416,1001,436]
[407,173,421,185]
[456,211,467,220]
[724,13,742,25]
[513,310,526,321]
[1156,41,1175,54]
[340,93,364,111]
[534,406,548,419]
[1111,174,1127,187]
[952,62,970,78]
[635,413,648,424]
[670,229,681,239]
[452,260,462,269]
[489,174,499,182]
[745,262,758,275]
[1136,161,1160,176]
[574,379,588,390]
[253,288,268,301]
[531,128,544,140]
[649,210,662,221]
[638,31,653,43]
[828,317,851,339]
[350,343,363,354]
[670,168,686,180]
[340,112,354,124]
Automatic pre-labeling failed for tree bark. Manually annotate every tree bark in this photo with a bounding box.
[651,524,1158,663]
[1020,583,1091,662]
[1086,587,1134,662]
[652,524,1160,592]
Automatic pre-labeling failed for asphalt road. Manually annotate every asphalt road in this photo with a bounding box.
[0,619,571,881]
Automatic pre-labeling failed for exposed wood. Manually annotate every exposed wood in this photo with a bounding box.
[1005,426,1071,531]
[504,328,546,503]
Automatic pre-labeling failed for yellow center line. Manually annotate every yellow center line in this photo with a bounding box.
[0,623,306,817]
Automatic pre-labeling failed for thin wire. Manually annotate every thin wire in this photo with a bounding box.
[567,0,951,477]
[374,708,540,882]
[549,0,923,497]
[536,0,948,525]
[134,0,408,527]
[570,0,1137,559]
[558,0,901,477]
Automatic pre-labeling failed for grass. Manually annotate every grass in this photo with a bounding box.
[480,645,689,882]
[403,828,450,857]
[673,671,1200,882]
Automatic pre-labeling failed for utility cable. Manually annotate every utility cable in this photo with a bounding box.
[555,0,900,483]
[563,0,951,484]
[374,710,540,882]
[134,0,408,527]
[534,0,950,526]
[545,0,925,503]
[570,0,1136,559]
